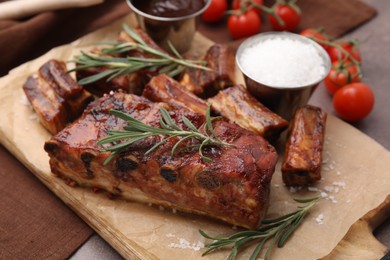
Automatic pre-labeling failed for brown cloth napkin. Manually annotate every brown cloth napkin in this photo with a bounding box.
[0,0,377,259]
[0,145,92,259]
[0,0,130,76]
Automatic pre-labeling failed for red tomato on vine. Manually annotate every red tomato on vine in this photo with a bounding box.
[201,0,228,23]
[227,9,261,39]
[231,0,264,15]
[269,3,301,31]
[324,61,362,95]
[327,41,362,63]
[333,83,374,122]
[300,28,330,51]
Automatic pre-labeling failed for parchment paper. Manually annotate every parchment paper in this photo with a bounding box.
[0,15,389,260]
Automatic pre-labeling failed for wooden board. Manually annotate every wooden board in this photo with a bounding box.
[324,195,390,259]
[0,15,389,259]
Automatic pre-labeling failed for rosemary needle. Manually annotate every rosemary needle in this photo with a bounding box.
[199,196,320,260]
[98,104,232,165]
[69,24,210,85]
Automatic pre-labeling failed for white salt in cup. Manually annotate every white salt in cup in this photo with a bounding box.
[236,32,331,121]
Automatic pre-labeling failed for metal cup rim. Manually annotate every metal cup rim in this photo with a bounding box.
[236,31,331,90]
[126,0,211,22]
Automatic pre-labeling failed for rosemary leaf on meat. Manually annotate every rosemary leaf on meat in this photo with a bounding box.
[98,104,232,165]
[69,24,209,85]
[200,196,320,260]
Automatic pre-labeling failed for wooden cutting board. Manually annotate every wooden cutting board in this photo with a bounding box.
[324,195,389,259]
[0,15,389,259]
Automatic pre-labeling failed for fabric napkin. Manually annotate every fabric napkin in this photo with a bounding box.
[0,0,130,76]
[0,145,92,259]
[0,0,377,259]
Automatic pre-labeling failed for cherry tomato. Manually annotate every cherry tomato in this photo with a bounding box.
[232,0,264,15]
[324,61,362,95]
[332,83,374,122]
[201,0,228,23]
[300,28,329,51]
[327,41,361,63]
[227,9,261,39]
[269,4,301,31]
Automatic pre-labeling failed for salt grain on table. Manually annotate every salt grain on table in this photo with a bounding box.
[315,213,324,225]
[168,238,204,251]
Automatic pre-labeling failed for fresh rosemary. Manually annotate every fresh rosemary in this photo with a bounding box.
[97,104,232,165]
[199,196,320,260]
[69,24,209,85]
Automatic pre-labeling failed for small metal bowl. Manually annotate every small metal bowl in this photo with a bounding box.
[236,32,331,121]
[126,0,211,54]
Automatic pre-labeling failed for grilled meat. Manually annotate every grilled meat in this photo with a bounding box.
[144,75,287,140]
[117,26,168,57]
[23,59,93,134]
[44,91,278,229]
[76,66,148,97]
[143,74,208,115]
[180,44,236,97]
[208,85,288,140]
[282,105,327,186]
[76,28,235,99]
[76,27,165,97]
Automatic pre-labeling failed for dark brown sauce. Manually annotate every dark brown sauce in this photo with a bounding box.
[132,0,206,18]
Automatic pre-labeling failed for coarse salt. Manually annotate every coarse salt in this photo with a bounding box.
[168,238,204,251]
[323,186,334,193]
[328,195,337,203]
[28,113,38,121]
[315,213,324,225]
[289,186,298,193]
[239,36,327,87]
[320,191,328,198]
[307,186,319,192]
[20,95,32,109]
[333,181,347,188]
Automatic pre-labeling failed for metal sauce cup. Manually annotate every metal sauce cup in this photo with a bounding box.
[126,0,211,54]
[236,32,331,121]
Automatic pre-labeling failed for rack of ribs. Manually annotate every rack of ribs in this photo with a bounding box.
[282,105,327,186]
[44,91,278,229]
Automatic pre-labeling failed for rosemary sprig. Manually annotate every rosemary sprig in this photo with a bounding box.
[199,196,320,260]
[97,104,232,165]
[69,24,209,85]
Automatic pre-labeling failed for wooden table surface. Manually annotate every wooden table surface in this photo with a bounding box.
[66,0,389,258]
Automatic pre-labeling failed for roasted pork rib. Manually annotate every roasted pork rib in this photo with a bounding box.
[44,91,278,229]
[23,59,93,134]
[76,27,163,96]
[144,75,288,141]
[208,84,289,140]
[180,44,236,97]
[143,74,208,115]
[282,105,327,186]
[75,66,148,97]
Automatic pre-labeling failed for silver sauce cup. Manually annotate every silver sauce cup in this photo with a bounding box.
[126,0,211,54]
[236,32,331,121]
